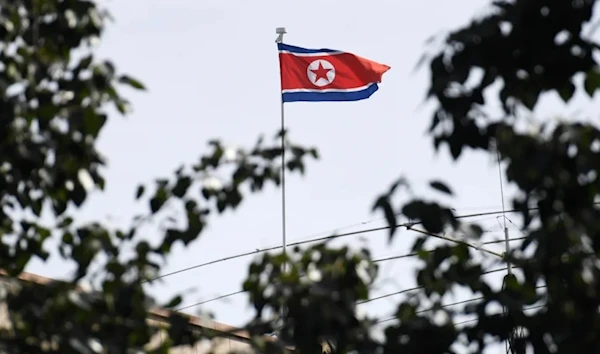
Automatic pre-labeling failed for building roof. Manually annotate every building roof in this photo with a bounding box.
[0,270,254,342]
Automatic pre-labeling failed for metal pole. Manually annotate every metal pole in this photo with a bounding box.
[275,27,288,270]
[274,27,288,336]
[496,148,511,274]
[497,144,518,354]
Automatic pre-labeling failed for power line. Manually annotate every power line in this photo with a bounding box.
[175,237,526,312]
[375,284,546,324]
[407,227,504,259]
[176,266,508,312]
[452,304,546,327]
[178,266,544,329]
[372,236,526,263]
[148,207,534,283]
[171,202,597,331]
[176,290,246,312]
[358,266,510,306]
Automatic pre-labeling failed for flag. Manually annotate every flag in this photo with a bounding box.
[277,43,390,103]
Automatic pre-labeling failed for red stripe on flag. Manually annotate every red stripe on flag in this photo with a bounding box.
[279,52,390,91]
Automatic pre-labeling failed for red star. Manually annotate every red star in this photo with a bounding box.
[310,61,332,84]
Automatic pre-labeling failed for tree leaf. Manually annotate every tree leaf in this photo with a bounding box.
[164,295,183,309]
[521,91,539,111]
[150,187,168,213]
[372,196,397,242]
[135,185,145,200]
[584,68,600,97]
[558,81,575,103]
[429,180,453,195]
[118,75,146,90]
[172,176,192,198]
[83,110,107,138]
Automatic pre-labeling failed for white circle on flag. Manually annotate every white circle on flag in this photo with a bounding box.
[307,59,335,87]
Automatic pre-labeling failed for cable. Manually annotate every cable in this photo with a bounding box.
[148,207,537,283]
[176,237,525,311]
[375,284,546,324]
[452,303,546,327]
[174,236,527,312]
[171,201,598,319]
[496,149,510,271]
[176,266,511,313]
[358,266,511,306]
[372,236,526,263]
[178,266,542,326]
[407,228,504,259]
[357,286,421,305]
[176,290,245,312]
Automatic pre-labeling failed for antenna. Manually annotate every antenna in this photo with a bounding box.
[497,149,511,274]
[497,146,522,354]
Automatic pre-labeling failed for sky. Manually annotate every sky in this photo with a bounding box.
[24,0,600,352]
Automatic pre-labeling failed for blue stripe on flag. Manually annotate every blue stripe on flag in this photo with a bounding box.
[277,43,339,54]
[282,84,379,103]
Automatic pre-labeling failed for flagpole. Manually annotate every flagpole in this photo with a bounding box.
[275,27,288,270]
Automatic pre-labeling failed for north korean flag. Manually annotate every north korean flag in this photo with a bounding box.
[277,43,390,103]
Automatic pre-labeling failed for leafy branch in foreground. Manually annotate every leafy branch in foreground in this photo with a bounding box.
[0,0,319,353]
[2,130,318,353]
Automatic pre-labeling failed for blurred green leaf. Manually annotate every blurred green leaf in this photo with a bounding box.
[164,295,183,309]
[584,68,600,97]
[150,187,168,213]
[429,180,453,195]
[119,75,146,90]
[373,196,397,241]
[135,185,145,200]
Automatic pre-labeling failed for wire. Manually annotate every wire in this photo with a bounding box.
[176,290,246,312]
[171,201,598,321]
[178,266,545,329]
[359,266,510,306]
[175,266,511,312]
[372,236,526,263]
[375,284,546,324]
[148,207,536,283]
[496,149,509,240]
[407,227,504,259]
[357,286,421,305]
[175,237,526,312]
[452,303,546,327]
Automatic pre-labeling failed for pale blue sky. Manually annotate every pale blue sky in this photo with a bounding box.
[25,0,599,352]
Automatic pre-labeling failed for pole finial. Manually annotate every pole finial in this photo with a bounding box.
[275,27,286,43]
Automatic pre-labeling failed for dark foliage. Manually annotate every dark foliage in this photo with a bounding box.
[2,0,600,354]
[250,1,600,354]
[0,0,317,353]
